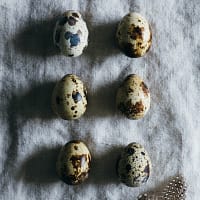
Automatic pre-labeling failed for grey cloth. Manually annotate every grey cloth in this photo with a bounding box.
[0,0,199,199]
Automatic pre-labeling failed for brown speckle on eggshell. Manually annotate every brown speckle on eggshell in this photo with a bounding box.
[56,140,91,185]
[116,142,151,187]
[116,12,152,58]
[51,74,87,120]
[116,74,150,120]
[53,10,89,57]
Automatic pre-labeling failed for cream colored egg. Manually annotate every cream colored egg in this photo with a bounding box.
[51,74,87,120]
[56,140,91,185]
[116,74,150,120]
[117,142,151,187]
[116,12,152,58]
[53,10,88,57]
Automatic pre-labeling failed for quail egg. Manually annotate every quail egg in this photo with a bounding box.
[116,74,150,120]
[56,140,91,185]
[116,142,151,187]
[51,74,87,120]
[53,10,88,57]
[116,12,152,58]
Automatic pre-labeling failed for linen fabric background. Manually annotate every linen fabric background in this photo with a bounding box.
[0,0,199,199]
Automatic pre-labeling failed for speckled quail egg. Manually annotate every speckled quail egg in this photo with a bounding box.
[53,10,88,57]
[116,142,151,187]
[51,74,87,120]
[116,74,150,120]
[116,12,152,58]
[56,140,91,185]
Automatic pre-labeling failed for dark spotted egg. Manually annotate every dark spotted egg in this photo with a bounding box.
[116,74,150,120]
[116,142,151,187]
[53,10,88,57]
[51,74,87,120]
[56,140,91,185]
[116,12,152,58]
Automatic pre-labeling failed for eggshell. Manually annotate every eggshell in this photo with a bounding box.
[117,142,151,187]
[116,12,152,58]
[116,74,150,120]
[56,140,91,185]
[51,74,87,120]
[54,10,88,57]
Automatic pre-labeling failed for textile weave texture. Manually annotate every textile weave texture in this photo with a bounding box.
[0,0,199,199]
